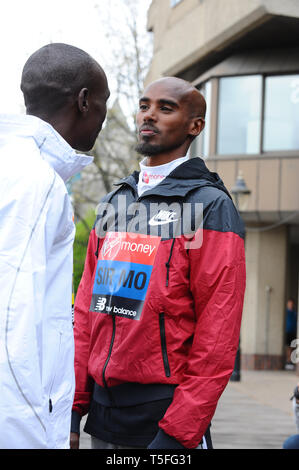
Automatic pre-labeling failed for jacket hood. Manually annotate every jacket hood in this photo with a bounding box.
[115,157,232,199]
[170,157,220,181]
[0,114,93,182]
[168,157,232,198]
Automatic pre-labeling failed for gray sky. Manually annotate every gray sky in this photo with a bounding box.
[1,0,151,114]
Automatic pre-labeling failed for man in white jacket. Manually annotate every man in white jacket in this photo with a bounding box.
[0,43,110,449]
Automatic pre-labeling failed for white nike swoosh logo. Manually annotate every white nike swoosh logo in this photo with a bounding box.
[149,216,179,226]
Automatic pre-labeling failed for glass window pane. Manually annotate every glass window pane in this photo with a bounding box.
[217,75,262,155]
[263,75,299,151]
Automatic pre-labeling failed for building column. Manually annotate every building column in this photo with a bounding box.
[241,225,288,370]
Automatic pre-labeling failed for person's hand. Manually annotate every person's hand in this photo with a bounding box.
[70,432,80,449]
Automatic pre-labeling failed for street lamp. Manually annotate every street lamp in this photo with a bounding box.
[230,171,251,382]
[231,170,251,212]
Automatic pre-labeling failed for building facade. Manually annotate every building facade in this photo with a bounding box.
[146,0,299,370]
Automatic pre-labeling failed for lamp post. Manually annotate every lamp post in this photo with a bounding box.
[230,171,251,382]
[231,171,251,212]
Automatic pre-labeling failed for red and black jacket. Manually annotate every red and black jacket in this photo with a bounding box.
[72,157,246,448]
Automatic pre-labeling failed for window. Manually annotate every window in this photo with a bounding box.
[216,73,299,155]
[217,75,262,155]
[263,75,299,151]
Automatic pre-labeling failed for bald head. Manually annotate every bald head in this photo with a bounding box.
[20,43,110,151]
[21,43,106,119]
[144,76,206,120]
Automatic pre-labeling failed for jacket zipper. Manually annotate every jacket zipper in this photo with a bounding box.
[49,331,62,413]
[159,313,171,377]
[102,313,116,389]
[165,238,175,287]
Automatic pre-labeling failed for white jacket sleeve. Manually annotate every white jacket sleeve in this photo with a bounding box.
[0,147,70,448]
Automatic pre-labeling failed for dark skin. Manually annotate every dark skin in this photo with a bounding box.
[136,77,206,166]
[33,68,110,153]
[22,44,110,152]
[70,431,79,450]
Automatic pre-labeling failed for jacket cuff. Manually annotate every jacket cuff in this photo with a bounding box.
[147,429,186,449]
[71,410,82,434]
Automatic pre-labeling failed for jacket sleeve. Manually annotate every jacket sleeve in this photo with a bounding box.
[72,228,99,425]
[157,195,246,449]
[0,166,69,448]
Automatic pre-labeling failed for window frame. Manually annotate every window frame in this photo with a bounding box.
[213,72,299,158]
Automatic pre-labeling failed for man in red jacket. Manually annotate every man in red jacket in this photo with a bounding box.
[70,77,246,449]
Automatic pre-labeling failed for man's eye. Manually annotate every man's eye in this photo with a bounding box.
[139,104,148,110]
[161,106,172,112]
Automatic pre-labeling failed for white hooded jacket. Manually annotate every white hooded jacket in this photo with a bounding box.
[0,114,93,449]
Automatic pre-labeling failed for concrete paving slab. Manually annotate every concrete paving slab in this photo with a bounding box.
[211,370,297,449]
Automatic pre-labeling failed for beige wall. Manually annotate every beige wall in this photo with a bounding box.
[281,158,299,211]
[146,0,299,83]
[206,156,299,220]
[241,225,287,356]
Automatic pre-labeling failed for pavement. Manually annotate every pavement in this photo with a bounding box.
[78,369,298,450]
[211,369,297,449]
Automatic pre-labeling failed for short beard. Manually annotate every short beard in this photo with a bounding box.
[135,142,167,156]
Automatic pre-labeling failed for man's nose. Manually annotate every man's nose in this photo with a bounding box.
[143,106,157,122]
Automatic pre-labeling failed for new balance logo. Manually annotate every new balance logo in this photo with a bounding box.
[95,297,107,311]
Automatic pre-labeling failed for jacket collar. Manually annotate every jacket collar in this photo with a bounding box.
[114,158,231,199]
[0,114,93,182]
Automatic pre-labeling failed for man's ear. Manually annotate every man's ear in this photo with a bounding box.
[78,88,89,114]
[189,117,205,138]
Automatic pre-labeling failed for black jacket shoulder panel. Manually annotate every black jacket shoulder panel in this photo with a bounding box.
[188,185,245,238]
